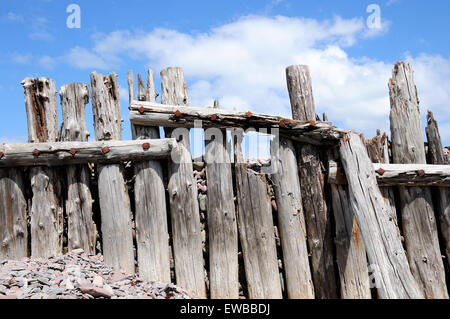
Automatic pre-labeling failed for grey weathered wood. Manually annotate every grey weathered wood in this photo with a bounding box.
[130,69,171,284]
[0,139,176,167]
[329,162,450,187]
[234,131,282,299]
[286,65,338,298]
[22,77,63,258]
[90,72,135,275]
[270,137,314,299]
[0,168,28,262]
[60,83,97,254]
[129,102,344,145]
[205,129,239,299]
[389,62,448,298]
[426,110,450,268]
[161,67,206,298]
[340,132,424,299]
[286,65,316,122]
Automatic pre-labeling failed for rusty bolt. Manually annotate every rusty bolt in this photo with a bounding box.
[417,169,425,177]
[211,114,218,121]
[174,110,182,118]
[142,143,150,151]
[279,120,286,127]
[138,106,145,114]
[33,149,41,157]
[309,120,316,127]
[376,168,386,176]
[101,146,110,155]
[0,152,4,159]
[340,132,346,139]
[69,148,77,156]
[245,111,253,118]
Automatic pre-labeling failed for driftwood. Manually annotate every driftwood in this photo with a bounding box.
[286,65,338,298]
[60,83,97,254]
[0,168,28,262]
[129,70,171,284]
[234,132,282,299]
[0,139,176,167]
[329,162,450,187]
[389,62,448,298]
[205,129,239,299]
[161,67,206,298]
[22,77,63,258]
[90,72,135,275]
[426,111,450,268]
[340,132,423,299]
[270,137,315,299]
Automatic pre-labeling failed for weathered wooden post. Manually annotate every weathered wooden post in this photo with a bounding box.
[389,62,448,298]
[60,83,97,254]
[286,65,338,298]
[90,72,135,274]
[205,126,239,299]
[22,77,63,258]
[234,130,282,299]
[161,67,206,298]
[128,69,171,284]
[0,168,27,262]
[426,110,450,268]
[340,132,424,299]
[271,137,315,298]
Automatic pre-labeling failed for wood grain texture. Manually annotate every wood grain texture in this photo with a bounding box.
[389,62,448,298]
[22,77,63,259]
[271,137,315,299]
[339,132,423,299]
[60,83,97,254]
[0,168,28,262]
[234,132,282,299]
[426,110,450,268]
[161,67,206,298]
[90,72,135,275]
[205,129,239,299]
[130,69,171,284]
[286,65,316,122]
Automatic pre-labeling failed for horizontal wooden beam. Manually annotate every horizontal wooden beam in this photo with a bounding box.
[129,101,348,145]
[329,161,450,187]
[0,138,177,168]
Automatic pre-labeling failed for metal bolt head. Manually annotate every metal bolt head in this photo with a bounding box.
[245,111,253,118]
[377,168,386,176]
[309,120,316,127]
[211,114,218,121]
[174,110,182,118]
[142,143,150,150]
[69,148,77,156]
[138,106,145,114]
[33,149,41,157]
[101,146,110,155]
[417,169,425,177]
[279,120,286,128]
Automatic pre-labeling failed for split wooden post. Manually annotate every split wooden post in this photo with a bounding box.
[161,67,206,298]
[270,137,315,299]
[60,83,97,254]
[22,77,63,258]
[286,65,338,298]
[234,131,282,299]
[90,72,135,275]
[389,62,448,298]
[0,168,28,262]
[426,110,450,267]
[340,132,424,299]
[128,69,171,284]
[205,127,239,299]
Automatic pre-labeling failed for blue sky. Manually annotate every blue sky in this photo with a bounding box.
[1,0,449,155]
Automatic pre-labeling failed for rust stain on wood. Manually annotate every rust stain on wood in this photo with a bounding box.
[211,114,218,121]
[69,148,77,156]
[138,106,145,114]
[142,142,150,150]
[353,215,360,252]
[101,146,110,154]
[174,110,182,118]
[33,149,41,157]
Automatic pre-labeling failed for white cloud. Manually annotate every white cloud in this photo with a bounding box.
[39,55,56,69]
[4,12,24,23]
[12,53,33,64]
[60,14,449,143]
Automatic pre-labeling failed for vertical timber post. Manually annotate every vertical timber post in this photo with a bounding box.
[161,67,206,298]
[90,72,135,275]
[22,77,63,258]
[389,62,448,298]
[426,110,450,268]
[60,83,97,254]
[129,69,171,283]
[286,65,338,298]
